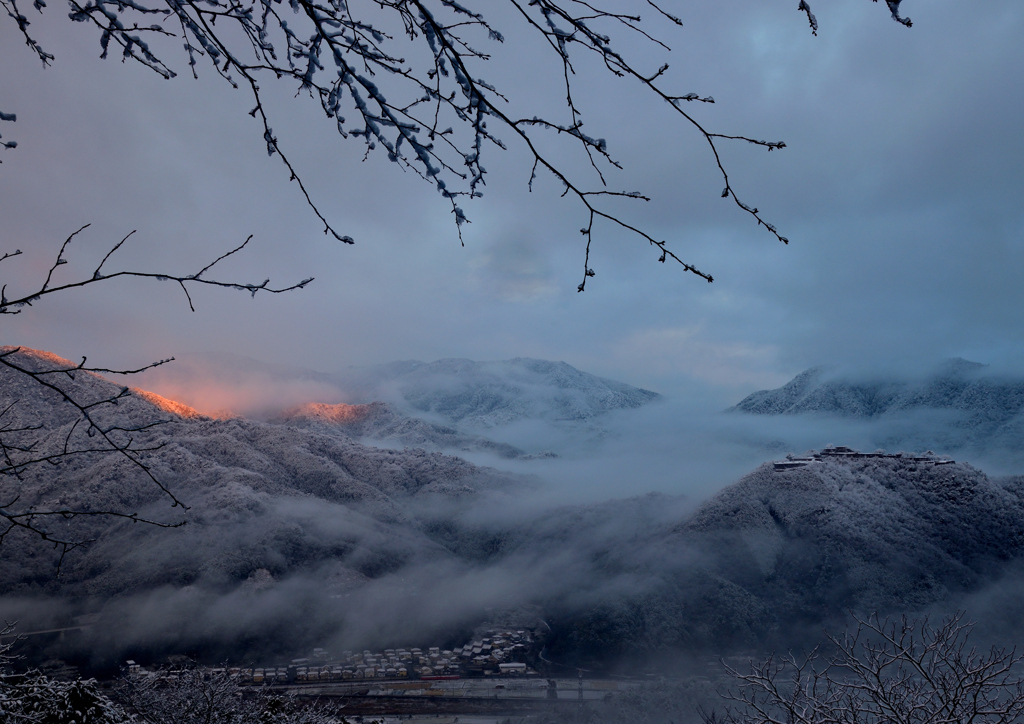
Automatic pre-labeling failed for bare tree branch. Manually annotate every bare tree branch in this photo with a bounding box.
[1,225,313,317]
[1,1,913,289]
[704,612,1024,724]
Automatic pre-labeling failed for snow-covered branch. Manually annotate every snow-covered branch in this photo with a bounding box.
[3,0,912,290]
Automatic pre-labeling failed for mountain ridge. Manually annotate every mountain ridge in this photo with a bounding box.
[6,347,1024,671]
[129,352,660,455]
[730,358,1008,417]
[727,359,1024,466]
[332,356,661,429]
[272,401,537,459]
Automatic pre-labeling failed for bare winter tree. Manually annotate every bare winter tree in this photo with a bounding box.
[0,626,342,722]
[0,622,133,723]
[115,665,342,723]
[1,0,913,290]
[702,612,1024,724]
[0,224,311,568]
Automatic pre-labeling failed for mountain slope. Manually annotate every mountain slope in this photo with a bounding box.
[731,359,1016,418]
[0,347,521,600]
[272,401,534,459]
[729,360,1024,465]
[680,455,1024,615]
[543,452,1024,664]
[131,352,659,455]
[333,357,660,428]
[7,347,1024,671]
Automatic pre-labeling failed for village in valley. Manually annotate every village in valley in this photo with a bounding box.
[126,628,542,685]
[121,627,648,720]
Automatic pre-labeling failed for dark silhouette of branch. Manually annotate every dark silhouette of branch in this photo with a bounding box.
[2,1,911,290]
[0,227,313,573]
[1,223,313,316]
[0,108,15,159]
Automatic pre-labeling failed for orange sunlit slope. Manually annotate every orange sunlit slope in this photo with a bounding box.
[279,402,374,425]
[129,387,206,419]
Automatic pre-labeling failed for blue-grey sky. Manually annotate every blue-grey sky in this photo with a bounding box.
[2,0,1023,408]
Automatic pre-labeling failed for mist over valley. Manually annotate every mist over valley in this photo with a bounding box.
[4,347,1024,700]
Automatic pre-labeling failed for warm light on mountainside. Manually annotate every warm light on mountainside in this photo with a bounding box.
[128,388,205,420]
[279,402,375,425]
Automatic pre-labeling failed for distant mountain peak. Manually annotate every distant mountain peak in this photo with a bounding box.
[730,358,1000,418]
[336,357,660,428]
[727,358,1024,466]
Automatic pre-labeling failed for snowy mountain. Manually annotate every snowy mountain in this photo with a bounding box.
[541,452,1024,663]
[681,453,1024,618]
[731,359,993,416]
[6,347,1024,671]
[272,401,538,459]
[0,347,521,600]
[131,352,659,455]
[332,357,661,429]
[728,360,1024,467]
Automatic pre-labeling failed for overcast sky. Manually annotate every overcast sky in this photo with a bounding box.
[2,0,1022,408]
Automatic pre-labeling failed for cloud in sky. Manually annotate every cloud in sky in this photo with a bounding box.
[609,326,786,391]
[1,0,1022,397]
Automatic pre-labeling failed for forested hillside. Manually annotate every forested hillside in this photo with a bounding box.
[4,348,1024,673]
